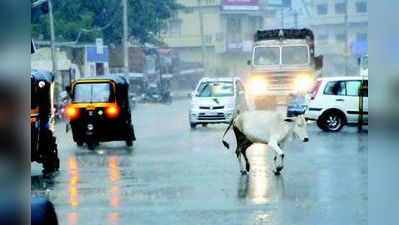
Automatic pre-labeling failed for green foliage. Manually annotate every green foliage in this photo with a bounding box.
[31,0,182,45]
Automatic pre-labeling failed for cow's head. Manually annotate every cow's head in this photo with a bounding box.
[285,115,309,142]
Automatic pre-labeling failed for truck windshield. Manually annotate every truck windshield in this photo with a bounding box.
[254,47,280,65]
[73,83,112,103]
[254,45,309,65]
[196,82,234,97]
[282,46,309,64]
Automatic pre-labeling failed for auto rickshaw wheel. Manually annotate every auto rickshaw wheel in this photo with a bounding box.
[42,135,60,173]
[126,139,133,147]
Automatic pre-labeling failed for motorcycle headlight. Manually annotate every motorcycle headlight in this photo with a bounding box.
[294,75,313,92]
[248,77,267,96]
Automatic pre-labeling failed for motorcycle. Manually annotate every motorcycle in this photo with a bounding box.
[141,82,172,104]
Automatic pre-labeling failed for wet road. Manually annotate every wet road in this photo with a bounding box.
[32,99,367,225]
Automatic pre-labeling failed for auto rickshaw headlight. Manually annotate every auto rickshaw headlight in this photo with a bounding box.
[105,104,120,118]
[65,106,80,120]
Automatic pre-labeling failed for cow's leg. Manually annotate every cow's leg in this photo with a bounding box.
[233,126,250,175]
[235,147,245,174]
[269,142,285,175]
[242,149,250,173]
[241,138,252,173]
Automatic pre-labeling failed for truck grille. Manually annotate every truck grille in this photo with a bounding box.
[198,113,225,120]
[268,75,295,90]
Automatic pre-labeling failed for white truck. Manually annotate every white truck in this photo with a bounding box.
[246,29,323,109]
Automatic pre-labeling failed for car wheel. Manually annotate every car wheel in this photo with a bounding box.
[87,142,96,150]
[76,141,84,147]
[190,123,197,129]
[202,123,208,127]
[318,111,345,132]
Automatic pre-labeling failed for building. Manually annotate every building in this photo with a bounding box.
[161,0,278,77]
[31,43,110,91]
[310,0,368,75]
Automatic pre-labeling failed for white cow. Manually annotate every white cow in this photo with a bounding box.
[222,111,309,175]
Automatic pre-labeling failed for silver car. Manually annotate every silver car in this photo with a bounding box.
[189,77,247,128]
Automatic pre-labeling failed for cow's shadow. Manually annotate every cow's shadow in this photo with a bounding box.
[237,173,286,204]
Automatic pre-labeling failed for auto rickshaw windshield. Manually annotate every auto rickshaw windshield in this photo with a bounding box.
[73,82,112,103]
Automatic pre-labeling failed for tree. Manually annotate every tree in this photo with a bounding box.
[31,0,182,45]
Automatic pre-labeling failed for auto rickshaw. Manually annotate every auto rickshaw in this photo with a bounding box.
[31,70,60,173]
[65,74,136,150]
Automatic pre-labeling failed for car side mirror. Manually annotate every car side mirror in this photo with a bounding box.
[247,60,251,66]
[315,55,323,70]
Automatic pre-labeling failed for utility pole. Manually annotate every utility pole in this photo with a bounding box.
[344,0,349,76]
[281,8,285,28]
[294,11,298,28]
[198,0,206,69]
[122,0,129,77]
[48,0,57,77]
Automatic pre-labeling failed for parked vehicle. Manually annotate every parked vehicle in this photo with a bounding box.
[141,76,173,104]
[65,74,136,150]
[305,76,368,132]
[189,77,247,129]
[31,70,60,173]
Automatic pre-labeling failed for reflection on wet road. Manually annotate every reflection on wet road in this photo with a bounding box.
[31,99,367,225]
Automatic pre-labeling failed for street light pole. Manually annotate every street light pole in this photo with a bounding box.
[198,0,206,69]
[48,0,57,77]
[344,0,349,76]
[122,0,129,77]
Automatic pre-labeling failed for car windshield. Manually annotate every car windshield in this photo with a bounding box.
[196,81,234,97]
[253,47,280,65]
[73,83,112,103]
[282,46,309,64]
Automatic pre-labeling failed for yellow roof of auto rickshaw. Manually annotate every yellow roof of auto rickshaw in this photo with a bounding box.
[74,74,129,86]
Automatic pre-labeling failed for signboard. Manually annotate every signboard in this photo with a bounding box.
[86,45,109,63]
[268,0,291,8]
[222,0,259,11]
[96,38,104,54]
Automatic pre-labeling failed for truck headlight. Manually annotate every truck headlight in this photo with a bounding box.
[295,75,313,92]
[248,77,267,96]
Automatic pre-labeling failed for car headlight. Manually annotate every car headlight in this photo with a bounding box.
[295,75,313,92]
[248,77,267,96]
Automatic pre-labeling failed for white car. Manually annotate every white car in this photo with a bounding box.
[305,76,368,132]
[189,77,247,129]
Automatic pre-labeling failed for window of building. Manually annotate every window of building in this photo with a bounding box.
[336,33,346,42]
[317,4,328,15]
[335,2,346,15]
[356,1,367,13]
[357,33,368,41]
[168,20,181,38]
[317,34,328,41]
[226,17,242,43]
[205,0,216,5]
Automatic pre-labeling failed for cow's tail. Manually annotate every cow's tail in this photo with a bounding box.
[222,118,234,150]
